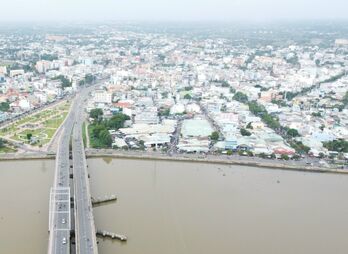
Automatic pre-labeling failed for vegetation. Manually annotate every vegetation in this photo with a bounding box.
[105,113,130,130]
[289,140,310,154]
[281,154,290,160]
[271,99,287,107]
[342,91,348,108]
[89,108,103,121]
[323,140,348,153]
[210,131,220,141]
[0,101,10,112]
[240,128,252,136]
[233,92,249,103]
[26,133,32,142]
[0,101,70,147]
[40,54,58,61]
[311,112,322,117]
[286,128,300,138]
[82,122,87,147]
[286,72,345,101]
[184,94,192,100]
[89,113,130,148]
[52,75,72,88]
[158,108,170,117]
[319,72,345,84]
[246,122,253,129]
[89,124,112,148]
[248,101,281,130]
[226,150,233,155]
[79,74,95,86]
[221,81,230,87]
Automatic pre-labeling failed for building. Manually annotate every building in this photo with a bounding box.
[93,89,112,104]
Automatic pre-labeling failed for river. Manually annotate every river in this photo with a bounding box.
[0,158,348,254]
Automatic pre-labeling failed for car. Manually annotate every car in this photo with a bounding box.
[62,237,67,244]
[62,218,66,224]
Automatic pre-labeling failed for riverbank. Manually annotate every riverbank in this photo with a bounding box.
[85,149,348,175]
[0,149,346,174]
[0,152,55,161]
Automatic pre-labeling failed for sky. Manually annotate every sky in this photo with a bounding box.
[2,0,348,22]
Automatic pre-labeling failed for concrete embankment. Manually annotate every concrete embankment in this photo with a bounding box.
[0,153,55,161]
[85,150,348,175]
[1,150,346,175]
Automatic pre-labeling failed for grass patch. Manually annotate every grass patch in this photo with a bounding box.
[0,101,71,148]
[82,122,87,147]
[0,146,17,153]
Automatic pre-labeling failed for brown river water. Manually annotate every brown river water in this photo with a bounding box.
[1,158,348,254]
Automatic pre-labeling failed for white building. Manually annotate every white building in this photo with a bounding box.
[93,89,112,104]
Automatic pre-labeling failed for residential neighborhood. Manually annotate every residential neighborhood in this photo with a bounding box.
[0,24,347,167]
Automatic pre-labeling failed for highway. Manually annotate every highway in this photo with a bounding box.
[72,87,99,254]
[48,101,75,254]
[48,82,103,254]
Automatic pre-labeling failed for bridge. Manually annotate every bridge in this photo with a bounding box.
[48,85,99,254]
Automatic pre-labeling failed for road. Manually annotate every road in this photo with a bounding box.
[48,100,76,254]
[72,87,99,254]
[48,81,104,254]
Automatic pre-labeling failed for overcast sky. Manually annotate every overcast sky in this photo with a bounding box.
[2,0,348,22]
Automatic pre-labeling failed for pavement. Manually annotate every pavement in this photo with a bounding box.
[48,82,104,254]
[71,87,99,254]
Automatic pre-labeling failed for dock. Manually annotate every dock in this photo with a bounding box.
[91,195,117,206]
[96,230,127,241]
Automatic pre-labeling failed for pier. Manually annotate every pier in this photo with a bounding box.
[97,230,127,241]
[92,195,117,206]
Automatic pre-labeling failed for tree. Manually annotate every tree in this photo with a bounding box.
[40,54,58,61]
[342,91,348,107]
[226,150,233,155]
[311,112,322,117]
[53,75,72,88]
[259,153,267,159]
[99,129,112,147]
[91,124,106,138]
[85,74,95,84]
[246,122,253,129]
[90,108,103,121]
[287,128,300,138]
[238,150,245,156]
[240,128,251,136]
[233,92,248,103]
[106,113,130,130]
[289,141,310,154]
[323,140,348,153]
[159,108,170,117]
[26,133,32,142]
[139,140,145,150]
[292,154,301,160]
[210,131,219,141]
[247,151,254,157]
[281,154,289,160]
[0,102,10,112]
[184,94,192,100]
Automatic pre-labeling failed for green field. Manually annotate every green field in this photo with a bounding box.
[0,146,17,153]
[0,101,71,148]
